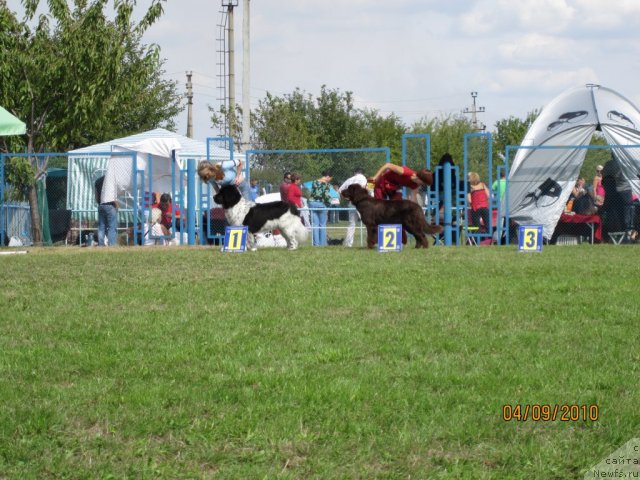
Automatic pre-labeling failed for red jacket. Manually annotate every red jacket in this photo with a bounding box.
[286,183,303,208]
[376,166,418,195]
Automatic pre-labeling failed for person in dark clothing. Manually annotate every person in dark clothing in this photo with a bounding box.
[601,154,635,238]
[94,176,118,247]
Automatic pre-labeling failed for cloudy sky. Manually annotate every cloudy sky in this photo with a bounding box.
[8,0,640,141]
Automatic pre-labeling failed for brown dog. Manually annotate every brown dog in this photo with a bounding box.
[342,184,443,249]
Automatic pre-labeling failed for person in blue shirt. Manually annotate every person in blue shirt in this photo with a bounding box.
[197,158,251,199]
[249,179,259,202]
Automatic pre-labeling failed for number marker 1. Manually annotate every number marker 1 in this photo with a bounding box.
[223,226,248,252]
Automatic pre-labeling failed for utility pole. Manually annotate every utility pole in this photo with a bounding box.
[226,1,237,140]
[186,71,193,138]
[241,0,250,151]
[464,91,486,132]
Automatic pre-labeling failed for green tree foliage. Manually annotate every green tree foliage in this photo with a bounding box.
[0,0,182,243]
[247,86,406,182]
[582,132,610,179]
[410,114,476,166]
[493,110,540,161]
[408,114,495,178]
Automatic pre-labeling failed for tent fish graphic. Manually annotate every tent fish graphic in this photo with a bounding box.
[607,110,635,129]
[508,84,640,240]
[521,177,562,208]
[546,110,589,131]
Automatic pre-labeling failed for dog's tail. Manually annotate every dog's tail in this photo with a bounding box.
[287,205,309,242]
[294,216,309,242]
[425,224,444,235]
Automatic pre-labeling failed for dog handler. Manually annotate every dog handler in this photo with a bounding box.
[371,163,433,202]
[198,158,251,200]
[370,163,434,244]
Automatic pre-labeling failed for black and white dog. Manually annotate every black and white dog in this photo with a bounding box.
[213,184,307,250]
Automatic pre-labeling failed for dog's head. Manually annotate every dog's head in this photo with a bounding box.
[213,184,242,209]
[341,184,370,203]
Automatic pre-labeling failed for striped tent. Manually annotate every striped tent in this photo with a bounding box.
[67,128,230,220]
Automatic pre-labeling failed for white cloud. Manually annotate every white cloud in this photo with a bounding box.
[6,0,640,139]
[498,34,576,64]
[491,67,598,94]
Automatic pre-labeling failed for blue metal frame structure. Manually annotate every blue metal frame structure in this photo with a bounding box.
[202,137,236,244]
[401,133,444,242]
[244,147,391,246]
[1,151,136,246]
[401,133,431,168]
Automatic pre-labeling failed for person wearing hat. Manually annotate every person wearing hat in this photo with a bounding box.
[370,162,434,244]
[308,171,333,246]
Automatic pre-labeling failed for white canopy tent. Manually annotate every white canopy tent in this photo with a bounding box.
[101,136,183,205]
[508,84,640,239]
[67,128,230,218]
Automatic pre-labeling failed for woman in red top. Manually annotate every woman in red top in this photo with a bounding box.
[467,172,490,232]
[371,163,433,202]
[286,173,303,208]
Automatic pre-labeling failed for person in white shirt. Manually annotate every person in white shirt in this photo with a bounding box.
[338,167,368,247]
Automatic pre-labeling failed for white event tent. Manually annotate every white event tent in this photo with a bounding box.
[508,84,640,238]
[67,128,230,218]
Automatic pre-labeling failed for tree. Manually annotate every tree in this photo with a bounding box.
[410,114,478,167]
[0,0,182,244]
[493,110,540,162]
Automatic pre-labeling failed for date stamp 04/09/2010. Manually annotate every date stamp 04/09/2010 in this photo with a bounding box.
[502,404,599,422]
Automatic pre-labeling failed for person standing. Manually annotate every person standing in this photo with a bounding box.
[467,172,491,232]
[308,171,333,246]
[492,171,506,202]
[338,167,368,247]
[591,164,605,210]
[286,173,303,208]
[602,153,635,235]
[279,172,292,203]
[249,179,259,202]
[95,175,117,247]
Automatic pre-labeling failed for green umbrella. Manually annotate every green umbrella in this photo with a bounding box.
[0,106,26,136]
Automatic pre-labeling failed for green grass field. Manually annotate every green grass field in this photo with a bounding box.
[1,244,638,479]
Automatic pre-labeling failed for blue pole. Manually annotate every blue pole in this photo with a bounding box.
[187,159,196,245]
[443,162,452,246]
